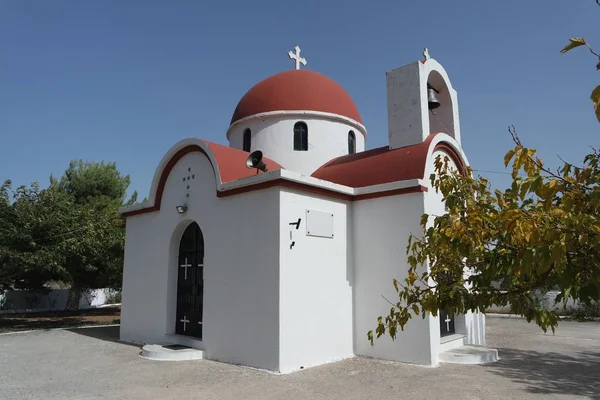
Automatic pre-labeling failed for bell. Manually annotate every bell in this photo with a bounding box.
[427,86,441,110]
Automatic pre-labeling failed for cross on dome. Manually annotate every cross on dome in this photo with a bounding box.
[288,46,307,70]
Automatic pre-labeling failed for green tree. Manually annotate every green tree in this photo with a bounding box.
[0,160,137,309]
[50,160,137,309]
[0,181,76,291]
[369,23,600,344]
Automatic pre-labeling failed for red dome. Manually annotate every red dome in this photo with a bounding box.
[230,70,362,125]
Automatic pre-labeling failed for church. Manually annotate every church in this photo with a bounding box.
[118,47,494,373]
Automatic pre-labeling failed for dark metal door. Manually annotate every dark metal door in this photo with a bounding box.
[440,309,455,337]
[176,222,204,339]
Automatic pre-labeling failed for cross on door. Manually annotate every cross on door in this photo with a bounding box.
[180,316,190,331]
[180,258,192,280]
[444,314,452,331]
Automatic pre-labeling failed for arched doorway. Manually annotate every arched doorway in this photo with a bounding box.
[176,222,204,339]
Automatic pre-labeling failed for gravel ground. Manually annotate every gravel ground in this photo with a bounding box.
[0,317,598,400]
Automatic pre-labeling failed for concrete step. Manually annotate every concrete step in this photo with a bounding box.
[141,344,205,361]
[439,345,499,364]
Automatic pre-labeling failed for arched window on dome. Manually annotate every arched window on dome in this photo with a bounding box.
[243,128,251,152]
[293,122,308,151]
[348,130,356,154]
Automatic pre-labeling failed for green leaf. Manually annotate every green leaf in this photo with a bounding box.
[560,37,586,54]
[591,85,600,123]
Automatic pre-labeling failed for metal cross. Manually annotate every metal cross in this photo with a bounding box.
[288,46,307,70]
[180,316,190,331]
[423,47,430,61]
[180,258,192,280]
[444,314,452,331]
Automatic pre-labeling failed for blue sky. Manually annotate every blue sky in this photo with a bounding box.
[1,0,598,198]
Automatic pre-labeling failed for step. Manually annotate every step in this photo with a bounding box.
[439,345,499,365]
[141,344,205,361]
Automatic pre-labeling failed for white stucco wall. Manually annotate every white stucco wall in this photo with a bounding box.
[278,189,354,372]
[228,113,366,176]
[386,59,461,149]
[120,151,281,371]
[353,192,437,365]
[423,146,486,353]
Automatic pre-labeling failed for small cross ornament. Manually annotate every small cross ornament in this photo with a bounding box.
[423,47,430,61]
[444,314,452,331]
[180,258,192,280]
[180,316,190,331]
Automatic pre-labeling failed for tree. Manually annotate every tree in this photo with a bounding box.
[0,181,77,291]
[0,160,137,309]
[50,160,137,309]
[368,16,600,345]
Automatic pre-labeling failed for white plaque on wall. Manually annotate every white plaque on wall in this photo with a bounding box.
[305,209,334,238]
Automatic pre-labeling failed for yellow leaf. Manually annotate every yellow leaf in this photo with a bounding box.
[560,37,586,54]
[591,85,600,123]
[503,149,516,167]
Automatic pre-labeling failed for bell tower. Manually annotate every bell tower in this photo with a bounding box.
[386,49,461,149]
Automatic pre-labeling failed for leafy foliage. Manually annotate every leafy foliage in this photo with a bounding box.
[0,160,136,308]
[559,36,600,122]
[368,18,600,345]
[368,130,600,345]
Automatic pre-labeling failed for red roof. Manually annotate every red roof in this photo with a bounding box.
[230,70,362,125]
[205,141,283,183]
[312,134,463,187]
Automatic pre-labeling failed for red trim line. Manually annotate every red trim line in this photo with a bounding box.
[354,185,427,201]
[432,142,466,174]
[123,145,211,217]
[123,139,461,218]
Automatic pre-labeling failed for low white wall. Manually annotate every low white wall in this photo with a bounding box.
[0,288,118,312]
[278,189,353,372]
[486,291,578,314]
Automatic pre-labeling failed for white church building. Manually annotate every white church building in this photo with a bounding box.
[119,48,493,373]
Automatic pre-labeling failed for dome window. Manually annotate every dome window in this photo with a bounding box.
[293,122,308,151]
[243,128,251,152]
[348,130,356,154]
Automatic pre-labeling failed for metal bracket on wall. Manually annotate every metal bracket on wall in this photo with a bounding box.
[289,218,301,230]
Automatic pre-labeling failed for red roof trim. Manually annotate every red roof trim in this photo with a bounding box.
[123,145,209,218]
[432,141,465,173]
[311,134,465,188]
[122,136,462,218]
[122,142,283,218]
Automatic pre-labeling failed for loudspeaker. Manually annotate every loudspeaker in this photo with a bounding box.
[246,150,268,173]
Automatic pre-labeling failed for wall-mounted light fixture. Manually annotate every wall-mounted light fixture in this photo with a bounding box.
[176,204,188,214]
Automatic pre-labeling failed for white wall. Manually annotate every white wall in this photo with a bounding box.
[423,147,486,354]
[386,59,461,149]
[278,189,354,372]
[0,288,117,312]
[228,115,365,176]
[120,151,281,371]
[353,192,437,365]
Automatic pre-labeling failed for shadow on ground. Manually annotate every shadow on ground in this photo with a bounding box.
[485,347,600,399]
[67,325,139,347]
[0,307,120,333]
